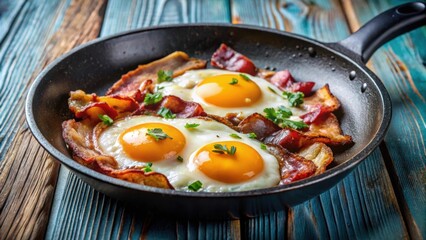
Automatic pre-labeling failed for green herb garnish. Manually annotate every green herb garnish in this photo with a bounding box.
[146,128,173,141]
[229,133,241,139]
[157,70,173,83]
[98,114,113,126]
[281,119,308,130]
[263,106,307,130]
[143,92,163,105]
[188,180,203,191]
[267,86,277,94]
[177,156,183,162]
[239,74,251,81]
[155,85,165,91]
[260,144,267,150]
[229,78,238,85]
[212,144,237,155]
[157,107,176,119]
[263,106,292,124]
[143,162,153,172]
[185,123,200,129]
[282,91,304,107]
[247,132,257,139]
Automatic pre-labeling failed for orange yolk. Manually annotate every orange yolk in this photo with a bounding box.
[119,123,185,162]
[195,74,262,108]
[192,141,264,183]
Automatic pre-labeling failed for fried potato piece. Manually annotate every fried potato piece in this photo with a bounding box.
[107,51,207,97]
[297,142,333,175]
[68,90,139,124]
[98,95,139,114]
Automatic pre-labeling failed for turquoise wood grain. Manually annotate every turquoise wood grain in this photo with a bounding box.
[232,0,408,239]
[0,0,25,44]
[349,0,426,238]
[46,1,236,239]
[0,0,70,160]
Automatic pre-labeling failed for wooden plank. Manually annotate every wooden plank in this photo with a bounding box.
[0,0,66,161]
[232,0,409,238]
[0,0,26,45]
[46,1,239,239]
[0,0,106,239]
[342,0,426,238]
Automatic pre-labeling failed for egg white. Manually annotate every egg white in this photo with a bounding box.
[157,69,305,120]
[97,115,281,192]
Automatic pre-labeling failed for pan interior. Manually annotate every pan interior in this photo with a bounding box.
[31,25,384,182]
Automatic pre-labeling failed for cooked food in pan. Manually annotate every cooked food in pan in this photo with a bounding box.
[62,44,352,192]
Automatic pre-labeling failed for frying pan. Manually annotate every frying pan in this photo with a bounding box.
[26,2,426,219]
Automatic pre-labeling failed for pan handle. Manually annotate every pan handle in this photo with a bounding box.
[337,1,426,63]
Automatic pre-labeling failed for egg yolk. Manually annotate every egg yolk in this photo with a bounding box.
[119,123,186,162]
[195,74,262,108]
[192,141,264,183]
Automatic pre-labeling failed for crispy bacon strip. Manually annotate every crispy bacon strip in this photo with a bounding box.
[270,70,294,89]
[288,82,315,95]
[298,84,341,124]
[305,113,353,146]
[62,119,117,168]
[267,144,317,184]
[211,44,257,75]
[62,119,173,189]
[237,113,281,140]
[238,113,351,149]
[264,129,312,152]
[304,84,339,111]
[297,142,334,175]
[107,51,206,97]
[68,90,139,123]
[137,95,207,118]
[258,69,315,95]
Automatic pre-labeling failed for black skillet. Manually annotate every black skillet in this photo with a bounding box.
[26,2,426,219]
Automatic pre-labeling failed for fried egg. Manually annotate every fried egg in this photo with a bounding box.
[96,116,280,192]
[158,69,305,119]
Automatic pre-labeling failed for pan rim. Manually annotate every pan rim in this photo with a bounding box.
[25,23,392,199]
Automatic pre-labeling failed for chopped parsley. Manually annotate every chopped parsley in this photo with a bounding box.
[263,106,308,130]
[263,106,292,124]
[98,114,113,126]
[212,144,237,155]
[260,143,267,150]
[229,133,241,139]
[143,162,153,172]
[229,78,238,85]
[281,119,308,130]
[155,85,165,91]
[157,107,176,119]
[267,86,277,94]
[247,132,257,139]
[184,123,200,129]
[157,70,173,83]
[188,180,203,191]
[146,128,173,141]
[143,92,163,105]
[239,74,251,81]
[282,91,304,107]
[177,156,183,162]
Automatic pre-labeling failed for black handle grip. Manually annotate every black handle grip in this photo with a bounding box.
[338,1,426,63]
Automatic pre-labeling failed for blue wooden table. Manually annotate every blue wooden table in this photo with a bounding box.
[0,0,424,239]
